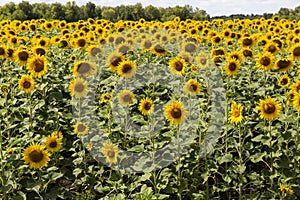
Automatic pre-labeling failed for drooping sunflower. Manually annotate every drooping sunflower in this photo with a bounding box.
[169,56,187,75]
[139,97,154,116]
[45,134,62,152]
[182,41,198,54]
[87,45,103,59]
[184,79,201,96]
[106,51,125,72]
[278,74,290,88]
[14,48,31,65]
[74,121,89,135]
[291,80,300,94]
[164,100,188,125]
[1,84,9,95]
[69,78,89,98]
[274,58,293,72]
[118,90,135,106]
[22,143,51,169]
[117,60,137,79]
[18,75,35,93]
[256,96,282,121]
[195,52,209,69]
[101,142,119,164]
[0,46,7,58]
[101,93,112,103]
[224,58,240,76]
[290,44,300,60]
[151,43,168,56]
[293,93,300,112]
[73,61,97,77]
[228,101,244,124]
[256,52,274,71]
[27,55,47,78]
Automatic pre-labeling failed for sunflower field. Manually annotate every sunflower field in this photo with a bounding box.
[0,16,300,200]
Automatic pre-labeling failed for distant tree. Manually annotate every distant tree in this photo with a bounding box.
[101,7,117,21]
[145,5,161,21]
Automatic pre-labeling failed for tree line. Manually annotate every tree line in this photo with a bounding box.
[0,1,298,22]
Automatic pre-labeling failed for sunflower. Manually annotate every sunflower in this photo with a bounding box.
[264,42,279,55]
[293,93,300,112]
[22,143,51,169]
[164,100,188,125]
[229,101,244,124]
[151,43,168,56]
[139,97,154,116]
[73,37,87,49]
[27,55,47,78]
[278,74,290,88]
[290,44,300,60]
[106,51,125,72]
[1,84,9,95]
[256,96,282,121]
[118,90,135,106]
[101,93,111,103]
[32,46,46,56]
[117,60,137,78]
[141,38,152,51]
[87,45,103,59]
[169,56,187,75]
[241,48,253,58]
[45,134,62,152]
[182,42,197,54]
[288,90,295,105]
[101,142,119,164]
[117,43,132,55]
[69,78,89,98]
[73,61,97,77]
[18,75,35,93]
[227,51,243,62]
[291,80,300,94]
[184,79,200,96]
[74,121,89,135]
[240,36,255,48]
[274,58,293,72]
[14,48,30,65]
[0,46,7,58]
[195,52,209,69]
[211,47,226,57]
[256,52,274,71]
[224,58,240,76]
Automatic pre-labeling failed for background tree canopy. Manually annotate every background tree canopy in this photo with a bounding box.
[0,1,298,22]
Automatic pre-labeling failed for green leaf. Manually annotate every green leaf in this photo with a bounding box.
[250,152,266,163]
[218,153,233,164]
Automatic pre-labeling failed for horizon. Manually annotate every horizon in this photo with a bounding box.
[0,0,299,17]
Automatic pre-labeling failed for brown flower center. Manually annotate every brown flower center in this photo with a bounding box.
[154,44,166,54]
[107,149,115,158]
[232,109,240,117]
[277,60,291,70]
[77,124,86,132]
[243,38,253,46]
[260,57,271,66]
[280,78,288,85]
[122,94,131,103]
[23,81,31,89]
[171,108,182,119]
[49,140,58,148]
[184,43,196,53]
[19,51,29,61]
[143,102,152,111]
[0,48,5,55]
[35,48,46,56]
[77,62,91,75]
[267,45,277,53]
[119,45,130,54]
[263,103,276,114]
[75,83,84,92]
[229,62,237,71]
[77,39,86,47]
[122,64,133,74]
[143,41,152,49]
[188,84,198,92]
[29,150,43,163]
[243,49,253,57]
[293,47,300,57]
[200,57,207,65]
[111,56,122,67]
[33,59,44,72]
[174,61,183,71]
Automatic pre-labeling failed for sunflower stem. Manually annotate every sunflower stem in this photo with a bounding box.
[238,123,243,200]
[176,125,182,200]
[268,120,274,184]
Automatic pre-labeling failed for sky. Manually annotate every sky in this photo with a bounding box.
[0,0,299,17]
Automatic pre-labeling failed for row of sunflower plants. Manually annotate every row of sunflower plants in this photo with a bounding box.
[0,16,299,199]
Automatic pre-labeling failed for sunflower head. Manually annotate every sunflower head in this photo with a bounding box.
[27,55,48,78]
[45,134,62,152]
[14,48,30,65]
[184,79,200,96]
[278,74,290,88]
[164,100,188,125]
[291,80,300,94]
[101,93,112,103]
[22,143,50,169]
[256,96,282,121]
[151,43,168,56]
[1,84,9,95]
[101,143,119,164]
[224,58,240,76]
[18,75,35,93]
[73,61,97,77]
[290,44,300,60]
[74,121,89,135]
[169,56,187,76]
[182,42,197,54]
[106,51,125,72]
[229,101,244,124]
[139,97,154,116]
[256,52,274,71]
[195,52,209,69]
[69,78,89,98]
[118,90,135,106]
[87,45,103,59]
[117,60,137,79]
